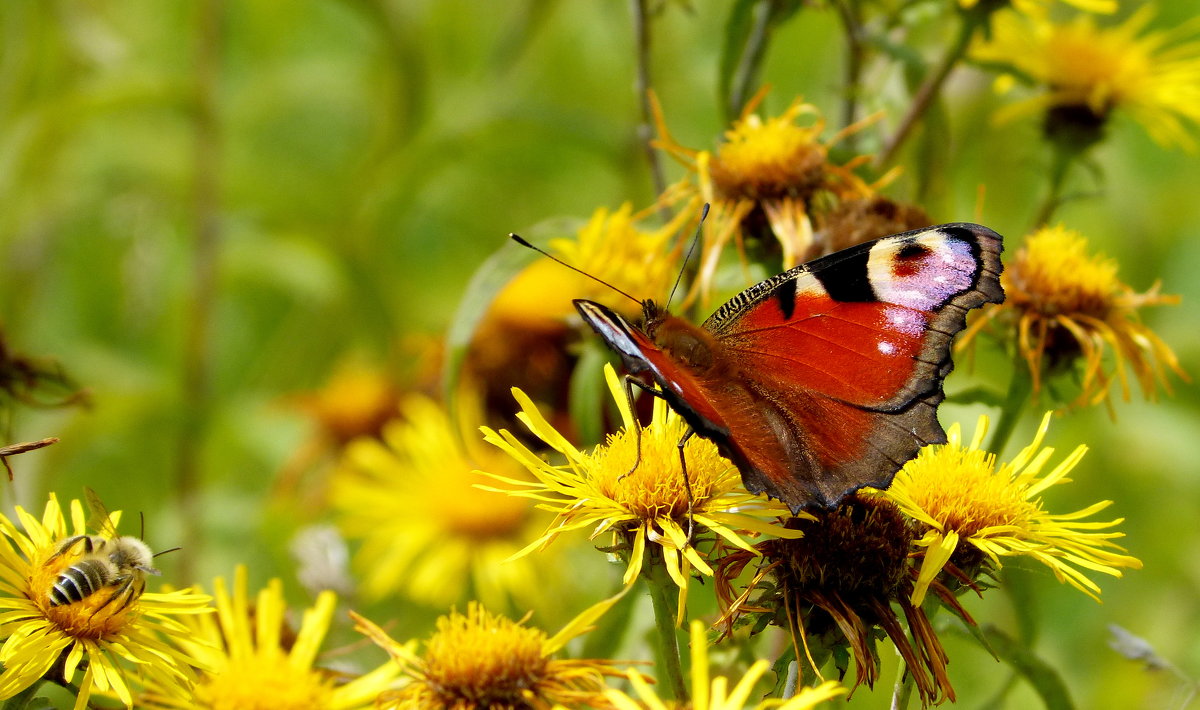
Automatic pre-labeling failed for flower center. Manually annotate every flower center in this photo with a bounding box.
[767,497,914,599]
[432,469,531,541]
[709,109,828,201]
[1006,226,1120,318]
[590,416,727,521]
[30,539,142,639]
[900,444,1038,540]
[194,652,336,710]
[421,604,550,706]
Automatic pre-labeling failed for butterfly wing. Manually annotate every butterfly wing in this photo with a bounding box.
[703,223,1003,508]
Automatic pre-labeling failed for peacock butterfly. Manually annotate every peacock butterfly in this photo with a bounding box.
[573,223,1004,512]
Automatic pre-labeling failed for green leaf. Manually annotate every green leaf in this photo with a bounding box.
[978,624,1076,710]
[443,237,540,418]
[569,339,614,447]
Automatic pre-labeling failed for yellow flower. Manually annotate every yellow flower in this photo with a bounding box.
[331,390,549,610]
[480,364,801,623]
[974,7,1200,150]
[961,225,1185,409]
[884,413,1143,607]
[141,566,397,709]
[959,0,1115,15]
[605,620,846,710]
[651,91,886,304]
[0,494,211,708]
[353,593,630,709]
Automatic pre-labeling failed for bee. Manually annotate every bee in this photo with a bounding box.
[46,490,162,610]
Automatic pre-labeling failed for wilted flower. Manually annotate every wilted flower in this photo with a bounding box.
[960,224,1185,409]
[716,496,970,706]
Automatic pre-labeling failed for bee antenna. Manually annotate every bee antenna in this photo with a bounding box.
[509,234,643,308]
[665,203,709,310]
[153,546,182,559]
[139,511,146,540]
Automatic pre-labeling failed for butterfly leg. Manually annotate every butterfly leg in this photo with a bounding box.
[676,427,697,542]
[620,375,661,481]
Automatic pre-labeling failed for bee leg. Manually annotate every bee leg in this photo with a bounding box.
[99,577,140,615]
[47,535,89,563]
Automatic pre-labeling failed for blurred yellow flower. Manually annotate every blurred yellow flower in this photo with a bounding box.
[961,224,1185,409]
[974,7,1200,149]
[0,494,210,708]
[884,413,1143,607]
[959,0,1115,14]
[651,91,887,304]
[605,620,846,710]
[331,390,549,610]
[142,566,397,709]
[354,593,630,710]
[480,364,800,623]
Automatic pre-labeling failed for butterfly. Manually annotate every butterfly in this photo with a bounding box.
[574,223,1004,512]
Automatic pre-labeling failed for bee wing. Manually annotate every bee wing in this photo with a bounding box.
[84,487,122,539]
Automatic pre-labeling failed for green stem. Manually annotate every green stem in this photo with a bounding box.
[890,664,916,710]
[643,551,689,701]
[1032,144,1075,228]
[726,0,775,122]
[630,0,669,213]
[874,7,984,169]
[833,0,866,137]
[987,349,1033,456]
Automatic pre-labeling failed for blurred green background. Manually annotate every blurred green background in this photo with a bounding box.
[1,1,1196,707]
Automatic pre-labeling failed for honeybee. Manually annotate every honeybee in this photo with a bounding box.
[46,490,162,610]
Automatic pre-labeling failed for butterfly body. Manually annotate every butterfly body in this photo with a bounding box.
[575,223,1004,512]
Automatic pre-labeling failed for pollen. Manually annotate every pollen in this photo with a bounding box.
[1005,225,1120,318]
[416,603,550,707]
[709,101,828,201]
[895,441,1038,541]
[193,653,335,710]
[588,413,727,521]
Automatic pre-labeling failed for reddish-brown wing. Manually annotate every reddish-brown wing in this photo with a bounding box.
[701,223,1004,508]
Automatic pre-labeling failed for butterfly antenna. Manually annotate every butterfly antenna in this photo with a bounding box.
[509,234,643,308]
[665,202,709,310]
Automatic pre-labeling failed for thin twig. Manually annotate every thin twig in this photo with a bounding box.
[727,0,774,121]
[833,0,867,138]
[874,8,983,169]
[0,437,58,481]
[631,0,670,215]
